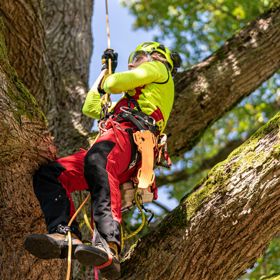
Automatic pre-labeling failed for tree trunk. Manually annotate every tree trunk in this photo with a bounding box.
[42,0,94,155]
[121,112,280,280]
[167,6,280,155]
[1,0,94,155]
[0,23,65,278]
[1,0,46,102]
[0,0,93,279]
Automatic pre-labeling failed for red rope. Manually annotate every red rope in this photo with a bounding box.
[94,267,99,280]
[95,254,113,270]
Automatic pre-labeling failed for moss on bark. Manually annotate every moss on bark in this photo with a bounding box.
[0,18,46,123]
[182,112,280,220]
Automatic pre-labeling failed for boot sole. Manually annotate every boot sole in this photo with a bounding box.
[75,245,121,279]
[75,244,108,266]
[24,234,78,259]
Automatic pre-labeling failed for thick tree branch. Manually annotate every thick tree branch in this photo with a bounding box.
[167,6,280,155]
[157,138,244,187]
[121,112,280,280]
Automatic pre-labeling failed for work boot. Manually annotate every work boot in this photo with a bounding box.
[75,230,121,279]
[24,224,82,259]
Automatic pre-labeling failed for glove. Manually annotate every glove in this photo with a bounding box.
[101,48,118,73]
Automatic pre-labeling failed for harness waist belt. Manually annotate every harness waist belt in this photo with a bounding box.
[116,109,159,135]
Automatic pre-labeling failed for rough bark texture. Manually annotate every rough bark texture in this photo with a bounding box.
[0,0,94,155]
[0,0,93,279]
[0,0,46,101]
[0,24,65,279]
[121,112,280,280]
[157,138,244,187]
[42,0,93,155]
[167,7,280,155]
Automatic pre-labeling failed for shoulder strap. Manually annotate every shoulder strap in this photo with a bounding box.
[125,93,142,111]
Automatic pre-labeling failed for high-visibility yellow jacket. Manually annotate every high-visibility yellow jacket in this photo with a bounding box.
[82,60,174,132]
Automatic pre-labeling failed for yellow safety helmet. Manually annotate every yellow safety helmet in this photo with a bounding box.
[128,41,181,73]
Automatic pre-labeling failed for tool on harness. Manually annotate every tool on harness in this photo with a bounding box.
[133,130,156,189]
[156,134,172,168]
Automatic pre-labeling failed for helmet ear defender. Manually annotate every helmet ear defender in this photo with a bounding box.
[170,52,182,75]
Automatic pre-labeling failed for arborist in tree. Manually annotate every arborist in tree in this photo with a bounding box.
[24,42,181,279]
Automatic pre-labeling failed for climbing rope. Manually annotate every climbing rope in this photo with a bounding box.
[64,0,154,278]
[102,0,112,108]
[64,2,113,278]
[80,192,94,235]
[66,192,91,280]
[65,133,100,280]
[121,191,147,250]
[105,0,111,64]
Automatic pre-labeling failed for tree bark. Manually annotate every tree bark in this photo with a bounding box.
[42,0,94,155]
[121,112,280,280]
[0,1,93,279]
[167,6,280,155]
[0,23,65,278]
[0,0,46,101]
[0,0,94,155]
[157,138,244,188]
